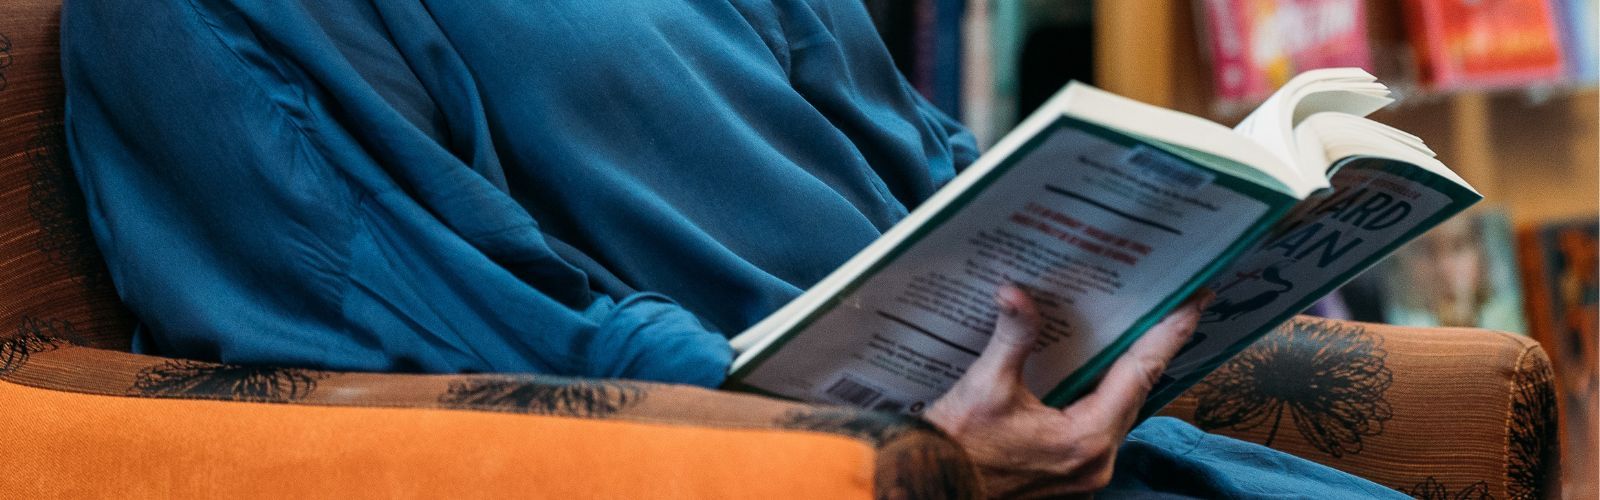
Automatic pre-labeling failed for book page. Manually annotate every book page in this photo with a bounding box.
[730,118,1283,414]
[1142,157,1480,415]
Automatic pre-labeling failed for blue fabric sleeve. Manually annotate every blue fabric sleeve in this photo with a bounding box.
[63,0,732,385]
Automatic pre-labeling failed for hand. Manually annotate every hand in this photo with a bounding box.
[923,286,1212,498]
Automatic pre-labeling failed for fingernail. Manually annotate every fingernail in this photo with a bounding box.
[999,301,1019,317]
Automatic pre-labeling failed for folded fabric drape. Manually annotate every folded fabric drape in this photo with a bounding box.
[62,0,976,384]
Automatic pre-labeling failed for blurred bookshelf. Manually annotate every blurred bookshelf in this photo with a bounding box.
[1095,1,1596,226]
[872,0,1599,226]
[867,1,1597,498]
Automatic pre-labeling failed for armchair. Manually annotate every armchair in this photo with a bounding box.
[0,1,1556,497]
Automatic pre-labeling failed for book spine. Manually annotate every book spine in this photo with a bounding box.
[961,0,998,147]
[1201,0,1254,103]
[933,0,966,117]
[913,0,937,100]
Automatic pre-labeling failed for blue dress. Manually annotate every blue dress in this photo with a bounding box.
[62,1,1402,497]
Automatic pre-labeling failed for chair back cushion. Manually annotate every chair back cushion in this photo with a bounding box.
[0,0,134,349]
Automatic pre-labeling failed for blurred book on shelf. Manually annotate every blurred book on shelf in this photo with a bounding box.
[1196,0,1374,109]
[1336,208,1528,333]
[864,0,967,118]
[879,0,1598,137]
[1555,0,1599,83]
[1517,217,1599,500]
[1389,208,1526,332]
[1403,0,1567,90]
[959,0,1094,149]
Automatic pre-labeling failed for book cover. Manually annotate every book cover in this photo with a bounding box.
[1405,0,1567,89]
[730,112,1298,410]
[1517,217,1599,499]
[1199,0,1373,105]
[729,71,1481,416]
[1374,207,1528,333]
[1143,155,1482,414]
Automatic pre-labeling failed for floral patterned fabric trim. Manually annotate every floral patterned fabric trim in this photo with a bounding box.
[0,330,980,500]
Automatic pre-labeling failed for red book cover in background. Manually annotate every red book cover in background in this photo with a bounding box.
[1405,0,1567,89]
[1518,218,1599,499]
[1200,0,1372,105]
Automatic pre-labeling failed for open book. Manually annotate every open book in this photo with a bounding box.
[725,68,1479,417]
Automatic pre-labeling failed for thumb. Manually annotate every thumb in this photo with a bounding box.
[964,285,1043,387]
[1073,290,1212,429]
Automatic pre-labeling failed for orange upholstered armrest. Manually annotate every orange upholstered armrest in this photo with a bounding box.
[0,339,979,498]
[1160,316,1558,499]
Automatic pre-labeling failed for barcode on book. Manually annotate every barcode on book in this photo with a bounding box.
[871,399,907,413]
[1125,146,1213,189]
[825,375,884,408]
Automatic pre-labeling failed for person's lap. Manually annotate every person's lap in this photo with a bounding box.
[1105,417,1406,498]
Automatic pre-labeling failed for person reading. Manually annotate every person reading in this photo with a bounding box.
[62,1,1404,497]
